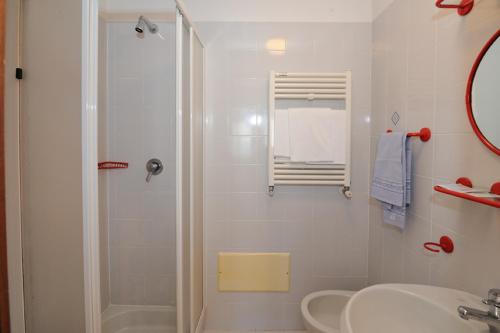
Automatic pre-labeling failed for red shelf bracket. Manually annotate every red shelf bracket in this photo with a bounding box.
[434,177,500,209]
[436,0,474,16]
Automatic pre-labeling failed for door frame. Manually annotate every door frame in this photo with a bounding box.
[0,0,10,330]
[82,0,101,332]
[175,8,185,333]
[4,0,25,331]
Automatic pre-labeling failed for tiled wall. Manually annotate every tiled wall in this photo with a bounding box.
[103,21,177,306]
[369,0,500,296]
[199,22,372,330]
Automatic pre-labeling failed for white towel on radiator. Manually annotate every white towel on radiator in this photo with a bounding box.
[288,108,347,164]
[274,109,291,158]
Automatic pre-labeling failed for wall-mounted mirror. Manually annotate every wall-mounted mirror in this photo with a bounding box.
[466,29,500,155]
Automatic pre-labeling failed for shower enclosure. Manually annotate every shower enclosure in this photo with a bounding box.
[95,2,205,332]
[98,12,178,333]
[14,0,204,332]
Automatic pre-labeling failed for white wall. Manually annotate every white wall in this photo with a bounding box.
[372,0,395,20]
[369,0,500,296]
[199,21,372,330]
[104,21,177,306]
[20,0,85,331]
[185,0,373,22]
[5,0,25,330]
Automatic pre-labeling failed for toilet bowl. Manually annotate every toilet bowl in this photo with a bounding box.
[301,290,356,333]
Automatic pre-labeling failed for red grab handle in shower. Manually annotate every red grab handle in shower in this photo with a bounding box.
[98,161,129,170]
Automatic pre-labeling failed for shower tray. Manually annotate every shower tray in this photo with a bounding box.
[102,304,176,333]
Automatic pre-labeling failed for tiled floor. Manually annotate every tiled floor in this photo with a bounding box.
[117,328,176,333]
[205,331,307,333]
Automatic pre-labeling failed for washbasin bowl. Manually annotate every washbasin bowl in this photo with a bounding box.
[340,284,490,333]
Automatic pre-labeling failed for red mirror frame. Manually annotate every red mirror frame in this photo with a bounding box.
[466,29,500,156]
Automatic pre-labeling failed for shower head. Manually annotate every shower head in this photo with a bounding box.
[135,16,158,34]
[135,21,144,34]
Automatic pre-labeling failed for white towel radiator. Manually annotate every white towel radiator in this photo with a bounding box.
[268,71,352,198]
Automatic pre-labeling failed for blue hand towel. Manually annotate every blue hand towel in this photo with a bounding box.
[371,132,412,230]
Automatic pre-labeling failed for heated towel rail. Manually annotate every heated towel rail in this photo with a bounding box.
[268,71,352,198]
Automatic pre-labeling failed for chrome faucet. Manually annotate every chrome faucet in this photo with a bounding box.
[145,158,163,183]
[458,289,500,333]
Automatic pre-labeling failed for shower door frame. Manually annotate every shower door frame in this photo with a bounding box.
[82,0,101,331]
[82,1,206,333]
[175,8,207,333]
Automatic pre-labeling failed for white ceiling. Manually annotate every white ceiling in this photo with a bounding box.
[183,0,373,22]
[100,0,395,22]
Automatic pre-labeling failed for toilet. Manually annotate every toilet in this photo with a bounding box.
[301,290,356,333]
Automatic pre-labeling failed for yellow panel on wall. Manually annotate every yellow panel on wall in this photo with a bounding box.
[218,252,290,292]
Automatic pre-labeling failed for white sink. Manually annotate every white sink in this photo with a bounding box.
[340,284,490,333]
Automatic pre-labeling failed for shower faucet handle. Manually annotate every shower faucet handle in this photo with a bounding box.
[146,158,163,183]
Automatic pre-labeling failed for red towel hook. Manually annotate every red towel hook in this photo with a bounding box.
[424,236,454,253]
[386,127,432,142]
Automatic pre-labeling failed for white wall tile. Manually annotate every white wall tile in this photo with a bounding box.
[109,219,147,247]
[282,303,306,330]
[434,134,476,181]
[227,136,262,165]
[105,21,177,306]
[110,274,145,305]
[202,21,372,330]
[402,249,430,285]
[256,193,288,220]
[380,226,404,283]
[144,274,176,305]
[369,0,500,301]
[309,276,368,292]
[408,175,433,220]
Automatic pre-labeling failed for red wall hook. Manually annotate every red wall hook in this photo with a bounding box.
[436,0,474,16]
[424,236,454,253]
